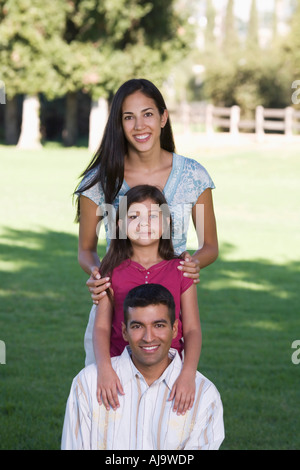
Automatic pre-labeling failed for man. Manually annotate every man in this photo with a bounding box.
[61,284,224,450]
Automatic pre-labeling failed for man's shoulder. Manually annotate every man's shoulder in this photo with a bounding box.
[74,349,130,385]
[195,370,221,400]
[81,358,126,378]
[74,363,97,387]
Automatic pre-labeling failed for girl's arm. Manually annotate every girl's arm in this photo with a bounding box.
[169,284,202,415]
[78,195,111,303]
[93,293,124,410]
[178,188,218,283]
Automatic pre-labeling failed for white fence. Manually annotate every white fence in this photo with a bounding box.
[170,102,300,136]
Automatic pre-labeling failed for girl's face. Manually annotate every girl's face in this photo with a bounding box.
[121,91,168,154]
[123,198,164,245]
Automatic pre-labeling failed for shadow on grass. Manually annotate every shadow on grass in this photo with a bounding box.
[0,229,299,449]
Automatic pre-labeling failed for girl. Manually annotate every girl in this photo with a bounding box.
[75,78,218,304]
[86,185,202,416]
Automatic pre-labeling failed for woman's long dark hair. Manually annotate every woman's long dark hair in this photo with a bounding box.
[74,79,176,221]
[100,185,181,285]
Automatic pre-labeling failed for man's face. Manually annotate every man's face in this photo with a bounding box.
[122,304,178,373]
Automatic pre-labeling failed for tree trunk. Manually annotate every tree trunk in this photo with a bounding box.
[88,97,109,153]
[63,92,78,147]
[5,96,19,145]
[17,95,42,149]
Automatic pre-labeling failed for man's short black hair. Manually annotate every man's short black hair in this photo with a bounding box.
[123,284,176,326]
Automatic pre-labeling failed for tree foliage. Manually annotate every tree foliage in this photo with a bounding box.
[196,0,298,116]
[223,0,239,57]
[246,0,259,52]
[0,0,68,99]
[204,0,216,50]
[283,0,300,77]
[0,0,193,101]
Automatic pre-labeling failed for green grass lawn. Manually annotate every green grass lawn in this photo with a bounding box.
[0,137,299,449]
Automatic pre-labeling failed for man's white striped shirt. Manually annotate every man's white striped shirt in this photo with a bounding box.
[61,347,224,450]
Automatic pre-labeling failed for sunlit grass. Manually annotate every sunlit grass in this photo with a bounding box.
[0,139,300,449]
[245,320,284,331]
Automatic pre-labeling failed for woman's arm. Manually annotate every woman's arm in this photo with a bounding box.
[169,284,202,414]
[180,283,202,372]
[191,187,218,267]
[78,195,101,273]
[78,195,111,303]
[93,293,124,410]
[178,188,218,283]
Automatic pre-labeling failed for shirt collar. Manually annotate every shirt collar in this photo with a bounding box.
[117,346,183,390]
[128,259,168,272]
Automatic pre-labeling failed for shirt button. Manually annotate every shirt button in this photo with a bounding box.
[147,272,150,274]
[145,281,148,284]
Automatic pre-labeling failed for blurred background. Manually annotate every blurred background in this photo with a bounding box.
[0,0,299,148]
[0,0,300,450]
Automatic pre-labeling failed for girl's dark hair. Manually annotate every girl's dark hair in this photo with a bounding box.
[100,185,180,291]
[74,79,175,221]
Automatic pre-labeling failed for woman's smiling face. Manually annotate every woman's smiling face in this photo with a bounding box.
[121,91,168,154]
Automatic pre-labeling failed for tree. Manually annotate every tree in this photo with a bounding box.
[280,0,300,110]
[0,0,69,147]
[246,0,259,51]
[286,0,300,76]
[205,0,216,51]
[0,0,194,148]
[63,0,194,150]
[223,0,239,56]
[272,0,279,42]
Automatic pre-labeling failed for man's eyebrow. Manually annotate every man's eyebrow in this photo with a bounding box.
[123,107,154,115]
[129,318,169,326]
[129,320,142,326]
[153,319,168,325]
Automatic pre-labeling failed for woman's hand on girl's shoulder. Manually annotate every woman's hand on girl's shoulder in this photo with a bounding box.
[86,266,112,305]
[177,253,200,284]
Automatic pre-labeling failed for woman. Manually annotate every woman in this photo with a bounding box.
[75,78,218,303]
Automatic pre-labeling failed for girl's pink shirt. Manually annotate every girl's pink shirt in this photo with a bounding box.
[109,258,193,357]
